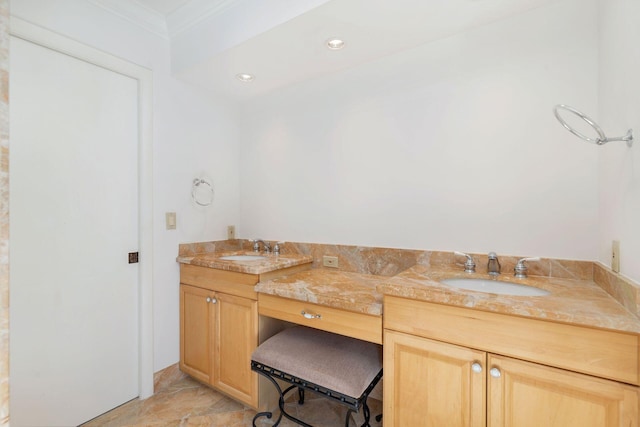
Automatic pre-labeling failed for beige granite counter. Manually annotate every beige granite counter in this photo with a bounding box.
[383,265,640,334]
[255,269,385,316]
[177,251,312,275]
[256,263,640,335]
[177,240,640,336]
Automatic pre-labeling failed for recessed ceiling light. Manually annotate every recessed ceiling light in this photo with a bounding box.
[236,73,255,82]
[326,38,345,50]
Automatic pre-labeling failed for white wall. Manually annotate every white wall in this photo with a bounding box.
[597,0,640,283]
[10,0,240,371]
[239,0,599,260]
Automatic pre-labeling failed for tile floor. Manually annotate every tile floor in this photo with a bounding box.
[81,376,382,427]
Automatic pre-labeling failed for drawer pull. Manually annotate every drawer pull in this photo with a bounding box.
[301,310,321,320]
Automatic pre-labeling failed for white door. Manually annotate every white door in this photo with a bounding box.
[9,36,140,426]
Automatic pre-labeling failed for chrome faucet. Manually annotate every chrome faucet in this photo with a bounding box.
[487,252,501,276]
[454,251,476,273]
[514,257,541,279]
[273,241,284,255]
[251,239,271,253]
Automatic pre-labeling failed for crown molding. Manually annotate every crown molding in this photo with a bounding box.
[166,0,241,37]
[88,0,169,39]
[88,0,243,40]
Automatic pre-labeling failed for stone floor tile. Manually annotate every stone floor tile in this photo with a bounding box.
[83,376,382,427]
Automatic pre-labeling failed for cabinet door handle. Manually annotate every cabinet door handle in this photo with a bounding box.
[211,297,218,304]
[301,310,321,319]
[471,362,483,374]
[490,367,501,378]
[206,297,211,303]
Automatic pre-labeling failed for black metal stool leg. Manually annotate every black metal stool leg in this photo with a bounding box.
[253,367,314,427]
[361,400,371,427]
[344,408,355,427]
[252,361,382,427]
[252,371,284,427]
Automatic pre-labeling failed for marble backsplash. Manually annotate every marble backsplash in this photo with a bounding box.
[0,0,9,424]
[179,239,640,318]
[593,263,640,319]
[179,239,593,279]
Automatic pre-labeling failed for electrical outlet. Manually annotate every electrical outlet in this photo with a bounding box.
[323,256,339,268]
[612,240,620,273]
[165,212,176,230]
[227,225,236,240]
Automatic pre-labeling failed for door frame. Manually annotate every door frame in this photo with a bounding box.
[10,17,154,399]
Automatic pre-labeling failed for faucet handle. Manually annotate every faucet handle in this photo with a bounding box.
[273,241,285,255]
[454,251,476,273]
[514,257,541,278]
[249,239,260,252]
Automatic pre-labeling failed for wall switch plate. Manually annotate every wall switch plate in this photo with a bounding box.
[323,256,339,268]
[165,212,176,230]
[612,240,620,273]
[227,225,236,240]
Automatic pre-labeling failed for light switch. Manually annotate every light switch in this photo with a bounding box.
[612,240,620,273]
[166,212,176,230]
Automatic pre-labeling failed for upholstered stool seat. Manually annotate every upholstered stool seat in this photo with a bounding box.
[251,326,382,427]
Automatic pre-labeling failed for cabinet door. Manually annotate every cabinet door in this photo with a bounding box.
[214,292,258,406]
[488,354,639,427]
[384,330,486,427]
[180,284,214,384]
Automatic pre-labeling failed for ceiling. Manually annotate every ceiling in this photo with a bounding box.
[134,0,192,15]
[93,0,562,101]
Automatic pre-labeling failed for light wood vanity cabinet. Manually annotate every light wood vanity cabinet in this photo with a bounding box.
[384,329,486,426]
[212,292,257,403]
[179,263,309,408]
[180,284,258,404]
[180,282,258,406]
[180,283,216,384]
[384,295,640,427]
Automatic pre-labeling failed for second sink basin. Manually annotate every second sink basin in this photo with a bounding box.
[440,278,550,297]
[219,255,267,261]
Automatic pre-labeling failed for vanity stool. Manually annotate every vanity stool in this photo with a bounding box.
[251,325,382,427]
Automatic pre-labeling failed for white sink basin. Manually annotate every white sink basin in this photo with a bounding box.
[440,278,550,297]
[218,255,267,261]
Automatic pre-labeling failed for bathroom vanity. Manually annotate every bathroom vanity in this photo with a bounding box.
[383,296,638,426]
[381,265,640,426]
[178,252,312,408]
[177,242,640,426]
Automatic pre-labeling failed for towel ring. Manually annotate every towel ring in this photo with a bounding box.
[191,178,214,207]
[553,104,633,147]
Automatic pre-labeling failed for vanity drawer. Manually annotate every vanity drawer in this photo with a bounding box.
[258,294,382,344]
[180,264,258,299]
[384,295,640,385]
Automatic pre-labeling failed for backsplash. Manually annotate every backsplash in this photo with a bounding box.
[0,0,9,424]
[179,239,593,279]
[593,263,640,319]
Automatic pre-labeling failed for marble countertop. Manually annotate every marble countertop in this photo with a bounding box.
[176,242,640,335]
[255,269,386,316]
[177,251,313,275]
[257,264,640,334]
[384,265,640,334]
